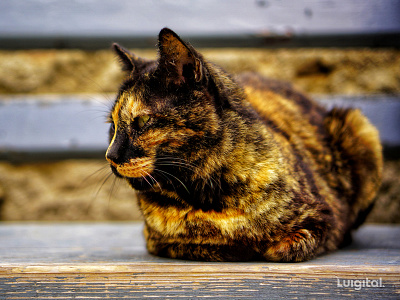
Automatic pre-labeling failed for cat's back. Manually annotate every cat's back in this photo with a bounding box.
[235,72,382,232]
[235,72,328,147]
[235,72,327,124]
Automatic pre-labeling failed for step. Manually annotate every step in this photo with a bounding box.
[0,223,399,299]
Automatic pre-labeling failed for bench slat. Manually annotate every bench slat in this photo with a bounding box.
[0,223,399,298]
[1,95,399,161]
[1,0,399,49]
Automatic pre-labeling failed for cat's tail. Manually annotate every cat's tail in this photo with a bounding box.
[324,108,383,229]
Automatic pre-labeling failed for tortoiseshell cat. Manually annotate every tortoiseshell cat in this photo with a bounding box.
[106,28,382,262]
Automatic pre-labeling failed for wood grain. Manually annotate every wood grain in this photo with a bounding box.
[1,0,399,49]
[1,95,399,161]
[0,223,399,299]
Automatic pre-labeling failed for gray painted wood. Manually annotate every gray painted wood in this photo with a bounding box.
[0,223,399,298]
[1,0,399,49]
[0,95,110,160]
[1,95,399,161]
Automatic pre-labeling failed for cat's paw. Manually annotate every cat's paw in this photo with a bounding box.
[264,229,318,262]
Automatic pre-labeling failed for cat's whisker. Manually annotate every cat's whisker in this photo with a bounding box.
[81,163,112,212]
[72,69,116,123]
[82,163,110,185]
[156,162,195,172]
[154,169,190,194]
[108,174,119,205]
[156,157,198,167]
[80,110,111,123]
[156,158,222,191]
[140,172,157,192]
[86,170,114,215]
[156,158,201,174]
[153,169,178,194]
[74,67,116,104]
[143,171,162,192]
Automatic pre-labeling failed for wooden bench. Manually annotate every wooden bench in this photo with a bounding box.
[1,1,399,298]
[1,223,399,298]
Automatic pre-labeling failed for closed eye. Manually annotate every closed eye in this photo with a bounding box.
[136,115,150,129]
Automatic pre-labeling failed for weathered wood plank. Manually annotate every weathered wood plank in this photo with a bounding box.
[1,0,399,49]
[0,224,399,298]
[1,95,399,161]
[0,95,110,160]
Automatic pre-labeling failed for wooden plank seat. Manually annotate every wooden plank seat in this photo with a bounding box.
[0,223,399,298]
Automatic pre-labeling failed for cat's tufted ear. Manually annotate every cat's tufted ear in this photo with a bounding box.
[113,43,139,73]
[158,28,203,85]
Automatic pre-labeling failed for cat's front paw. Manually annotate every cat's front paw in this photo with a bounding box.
[263,229,320,262]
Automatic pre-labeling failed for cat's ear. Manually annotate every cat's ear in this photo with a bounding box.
[158,28,203,85]
[112,43,137,73]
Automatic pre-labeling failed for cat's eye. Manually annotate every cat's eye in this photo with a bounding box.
[137,115,150,129]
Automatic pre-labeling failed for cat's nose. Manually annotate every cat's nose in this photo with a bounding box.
[106,129,129,165]
[105,145,119,165]
[106,136,124,165]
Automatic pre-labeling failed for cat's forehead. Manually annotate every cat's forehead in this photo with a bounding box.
[112,91,151,124]
[112,66,177,124]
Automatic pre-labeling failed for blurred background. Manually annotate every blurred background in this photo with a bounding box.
[0,0,399,222]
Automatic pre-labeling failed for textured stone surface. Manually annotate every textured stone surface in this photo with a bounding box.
[0,160,141,221]
[0,48,399,95]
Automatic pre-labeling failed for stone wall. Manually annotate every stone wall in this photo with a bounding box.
[0,48,399,222]
[1,48,399,95]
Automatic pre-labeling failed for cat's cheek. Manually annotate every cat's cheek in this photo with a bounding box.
[115,157,154,178]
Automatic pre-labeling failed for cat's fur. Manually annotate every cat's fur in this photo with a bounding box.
[106,28,383,262]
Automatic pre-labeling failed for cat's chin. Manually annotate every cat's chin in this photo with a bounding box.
[126,177,154,191]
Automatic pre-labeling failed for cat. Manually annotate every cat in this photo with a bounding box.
[105,28,383,262]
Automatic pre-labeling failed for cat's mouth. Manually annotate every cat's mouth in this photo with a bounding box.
[108,157,154,179]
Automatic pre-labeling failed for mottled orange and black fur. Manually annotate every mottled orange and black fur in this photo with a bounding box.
[106,28,383,262]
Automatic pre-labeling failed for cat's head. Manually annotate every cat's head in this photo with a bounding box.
[106,28,229,191]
